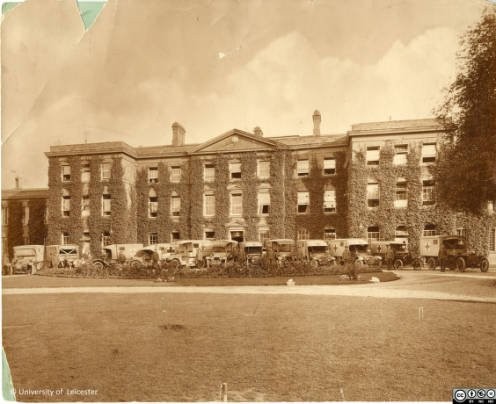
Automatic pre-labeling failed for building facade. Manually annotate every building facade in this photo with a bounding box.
[2,183,48,261]
[42,113,496,264]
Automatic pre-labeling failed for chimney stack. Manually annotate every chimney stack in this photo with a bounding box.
[15,177,20,190]
[254,126,263,137]
[312,110,321,136]
[171,122,186,146]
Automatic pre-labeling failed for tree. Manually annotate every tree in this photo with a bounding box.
[435,7,496,213]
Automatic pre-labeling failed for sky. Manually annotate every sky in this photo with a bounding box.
[1,0,492,188]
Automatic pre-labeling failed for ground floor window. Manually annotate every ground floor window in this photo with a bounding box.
[423,223,437,236]
[230,230,244,243]
[367,226,380,241]
[171,231,180,242]
[259,229,270,243]
[148,233,158,245]
[324,227,336,240]
[297,229,309,240]
[61,231,69,245]
[204,229,215,240]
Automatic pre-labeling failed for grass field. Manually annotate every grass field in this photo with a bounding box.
[3,292,495,402]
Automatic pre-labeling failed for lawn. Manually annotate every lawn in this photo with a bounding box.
[3,292,495,402]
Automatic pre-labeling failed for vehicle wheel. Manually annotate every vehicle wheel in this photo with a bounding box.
[310,259,319,268]
[393,259,403,270]
[197,259,205,269]
[130,260,142,270]
[412,258,422,271]
[426,257,437,270]
[456,257,466,272]
[57,261,64,268]
[479,258,489,273]
[92,260,105,271]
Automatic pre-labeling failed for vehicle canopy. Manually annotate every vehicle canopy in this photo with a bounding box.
[419,235,467,257]
[13,245,44,261]
[144,243,177,260]
[241,241,263,253]
[176,240,211,253]
[102,244,143,260]
[265,239,295,250]
[328,238,369,257]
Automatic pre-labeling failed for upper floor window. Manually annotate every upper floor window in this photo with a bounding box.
[297,191,309,214]
[81,195,90,217]
[422,143,437,164]
[229,162,241,180]
[394,178,408,208]
[204,192,215,217]
[2,206,8,225]
[148,189,158,218]
[258,191,270,215]
[296,160,309,177]
[257,160,270,179]
[367,225,380,241]
[204,163,215,182]
[101,162,111,181]
[323,157,336,175]
[81,163,90,183]
[148,233,158,245]
[366,146,380,166]
[323,189,336,213]
[170,166,181,183]
[148,167,158,184]
[324,227,336,240]
[393,144,408,166]
[61,165,71,182]
[61,231,70,245]
[102,186,111,216]
[170,194,181,216]
[61,189,71,217]
[367,180,379,208]
[230,192,243,216]
[422,179,435,206]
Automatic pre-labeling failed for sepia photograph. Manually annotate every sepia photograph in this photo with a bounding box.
[1,0,496,402]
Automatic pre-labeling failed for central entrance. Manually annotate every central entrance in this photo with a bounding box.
[230,230,244,243]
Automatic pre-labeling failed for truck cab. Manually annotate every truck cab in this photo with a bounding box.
[45,245,79,269]
[12,245,44,274]
[327,238,379,266]
[296,239,334,267]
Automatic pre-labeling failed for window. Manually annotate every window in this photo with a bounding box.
[366,146,380,166]
[395,225,408,242]
[367,226,380,241]
[149,189,158,218]
[230,192,242,216]
[81,163,90,183]
[258,191,270,215]
[456,228,467,238]
[204,192,215,217]
[395,178,407,208]
[489,228,496,252]
[367,180,379,208]
[393,144,408,166]
[323,157,336,175]
[204,163,215,182]
[101,162,111,181]
[148,167,158,184]
[297,191,309,213]
[170,166,181,183]
[61,231,69,245]
[259,229,270,242]
[81,195,90,217]
[61,165,71,182]
[101,231,111,247]
[229,162,241,180]
[171,231,180,241]
[102,186,111,216]
[323,189,336,213]
[2,206,8,225]
[422,143,437,164]
[324,227,336,240]
[204,229,215,240]
[257,160,270,179]
[170,194,181,216]
[423,223,437,236]
[22,204,29,226]
[297,229,309,240]
[422,179,435,205]
[148,233,158,245]
[488,200,494,215]
[62,189,71,217]
[296,160,309,177]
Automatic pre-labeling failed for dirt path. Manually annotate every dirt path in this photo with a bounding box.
[3,272,496,303]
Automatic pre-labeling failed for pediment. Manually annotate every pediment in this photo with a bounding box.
[192,129,281,154]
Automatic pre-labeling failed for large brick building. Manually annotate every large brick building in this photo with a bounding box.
[41,112,496,264]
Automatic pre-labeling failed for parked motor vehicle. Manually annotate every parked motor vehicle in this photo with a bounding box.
[239,241,264,265]
[369,240,412,269]
[264,239,296,265]
[202,240,238,267]
[92,243,143,270]
[296,239,335,267]
[174,240,212,268]
[327,238,380,267]
[11,245,44,274]
[140,243,177,267]
[45,244,80,269]
[418,235,489,272]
